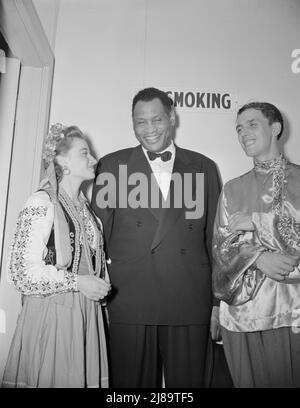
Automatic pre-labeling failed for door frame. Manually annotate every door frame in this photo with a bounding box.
[0,0,55,382]
[0,0,54,270]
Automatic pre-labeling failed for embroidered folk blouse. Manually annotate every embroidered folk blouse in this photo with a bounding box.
[7,190,105,297]
[213,155,300,332]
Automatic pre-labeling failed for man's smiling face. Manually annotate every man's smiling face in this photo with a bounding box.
[236,108,279,161]
[133,98,175,153]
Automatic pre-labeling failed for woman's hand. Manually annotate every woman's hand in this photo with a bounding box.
[228,212,255,234]
[77,275,111,301]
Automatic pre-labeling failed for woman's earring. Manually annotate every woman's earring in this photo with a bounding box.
[63,166,70,175]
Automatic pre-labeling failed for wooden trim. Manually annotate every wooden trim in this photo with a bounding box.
[0,57,20,268]
[0,0,55,384]
[31,65,54,190]
[0,0,54,67]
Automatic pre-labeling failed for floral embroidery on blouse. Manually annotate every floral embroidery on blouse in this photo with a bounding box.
[276,215,300,254]
[254,155,300,253]
[78,205,97,249]
[7,194,78,297]
[77,202,106,278]
[58,191,82,273]
[58,189,106,279]
[253,154,285,172]
[254,154,287,215]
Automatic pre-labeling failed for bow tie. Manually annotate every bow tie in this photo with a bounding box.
[147,150,172,162]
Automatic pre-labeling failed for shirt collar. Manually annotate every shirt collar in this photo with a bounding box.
[253,153,286,172]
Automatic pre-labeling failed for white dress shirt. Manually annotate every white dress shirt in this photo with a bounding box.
[142,141,175,200]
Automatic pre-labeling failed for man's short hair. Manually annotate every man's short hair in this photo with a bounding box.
[132,87,173,116]
[237,102,284,139]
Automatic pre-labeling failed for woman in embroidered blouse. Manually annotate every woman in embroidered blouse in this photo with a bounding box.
[212,102,300,387]
[2,124,111,388]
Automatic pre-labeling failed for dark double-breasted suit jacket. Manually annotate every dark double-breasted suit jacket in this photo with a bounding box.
[91,145,221,326]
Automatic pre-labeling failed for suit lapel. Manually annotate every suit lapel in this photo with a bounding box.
[126,146,161,221]
[126,146,197,249]
[150,147,194,250]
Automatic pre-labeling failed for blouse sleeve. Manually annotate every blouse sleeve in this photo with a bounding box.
[212,188,266,305]
[7,191,78,296]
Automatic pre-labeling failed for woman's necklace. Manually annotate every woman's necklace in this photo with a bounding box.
[73,199,85,213]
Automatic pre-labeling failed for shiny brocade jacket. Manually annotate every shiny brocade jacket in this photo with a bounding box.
[7,190,105,297]
[212,155,300,332]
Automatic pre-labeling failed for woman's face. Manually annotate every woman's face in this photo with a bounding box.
[61,138,97,182]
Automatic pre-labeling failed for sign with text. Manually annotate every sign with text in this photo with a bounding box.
[166,90,237,112]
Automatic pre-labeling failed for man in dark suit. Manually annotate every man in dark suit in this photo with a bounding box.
[91,87,221,388]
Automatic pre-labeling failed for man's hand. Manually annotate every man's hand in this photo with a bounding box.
[256,252,299,282]
[210,306,221,341]
[228,212,255,234]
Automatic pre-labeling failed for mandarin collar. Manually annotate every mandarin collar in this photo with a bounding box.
[253,154,287,172]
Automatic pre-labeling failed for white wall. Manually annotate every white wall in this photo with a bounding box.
[42,0,300,184]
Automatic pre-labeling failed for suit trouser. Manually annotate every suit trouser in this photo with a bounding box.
[109,323,210,388]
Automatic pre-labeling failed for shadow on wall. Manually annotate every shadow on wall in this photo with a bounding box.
[279,111,291,161]
[81,131,98,199]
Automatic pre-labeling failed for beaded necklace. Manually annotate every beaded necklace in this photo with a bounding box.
[58,188,103,277]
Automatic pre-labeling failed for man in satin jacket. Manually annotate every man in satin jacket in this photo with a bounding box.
[213,101,300,387]
[91,87,221,387]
